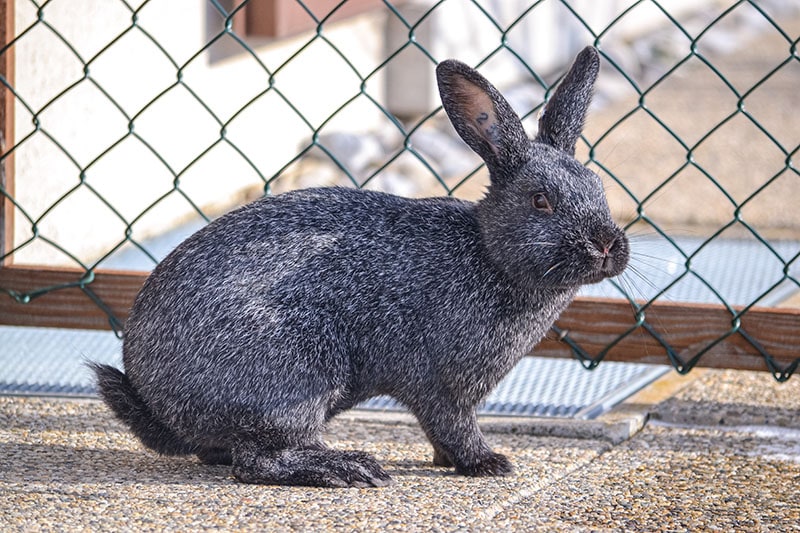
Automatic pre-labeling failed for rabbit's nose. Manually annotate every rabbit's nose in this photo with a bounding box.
[591,237,614,257]
[591,237,618,272]
[590,233,630,278]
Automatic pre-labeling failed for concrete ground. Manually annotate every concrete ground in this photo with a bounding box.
[1,368,798,532]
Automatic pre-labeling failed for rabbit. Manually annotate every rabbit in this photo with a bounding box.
[92,45,628,488]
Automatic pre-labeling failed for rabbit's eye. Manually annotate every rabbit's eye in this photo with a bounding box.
[531,193,552,213]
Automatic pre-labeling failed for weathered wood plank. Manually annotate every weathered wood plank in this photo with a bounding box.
[537,297,799,372]
[0,265,145,330]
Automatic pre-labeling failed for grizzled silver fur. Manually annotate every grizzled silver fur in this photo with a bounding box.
[92,46,629,488]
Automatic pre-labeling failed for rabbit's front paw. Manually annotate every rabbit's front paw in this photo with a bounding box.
[456,452,514,477]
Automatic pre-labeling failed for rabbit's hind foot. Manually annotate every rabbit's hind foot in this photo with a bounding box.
[232,445,392,488]
[432,447,453,467]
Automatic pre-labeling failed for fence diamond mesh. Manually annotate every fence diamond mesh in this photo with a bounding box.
[0,0,798,380]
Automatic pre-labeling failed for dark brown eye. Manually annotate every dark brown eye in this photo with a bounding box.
[531,192,552,212]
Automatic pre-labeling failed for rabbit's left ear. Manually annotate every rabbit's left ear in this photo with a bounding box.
[436,60,529,172]
[535,46,600,156]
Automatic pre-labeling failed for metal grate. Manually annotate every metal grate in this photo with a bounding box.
[0,324,666,419]
[0,325,120,396]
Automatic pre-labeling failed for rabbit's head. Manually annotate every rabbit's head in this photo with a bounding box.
[437,47,628,290]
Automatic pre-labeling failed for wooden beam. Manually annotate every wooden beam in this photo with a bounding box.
[537,297,799,372]
[0,0,15,264]
[0,265,145,330]
[0,265,798,373]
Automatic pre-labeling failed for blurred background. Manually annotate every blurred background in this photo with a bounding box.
[7,0,799,269]
[1,0,798,403]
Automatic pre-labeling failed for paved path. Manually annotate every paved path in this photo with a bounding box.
[1,369,798,531]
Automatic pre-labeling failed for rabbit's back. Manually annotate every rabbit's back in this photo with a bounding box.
[125,187,486,341]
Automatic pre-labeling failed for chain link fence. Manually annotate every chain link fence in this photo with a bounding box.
[1,0,798,380]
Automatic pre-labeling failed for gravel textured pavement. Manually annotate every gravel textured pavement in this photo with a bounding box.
[2,368,798,532]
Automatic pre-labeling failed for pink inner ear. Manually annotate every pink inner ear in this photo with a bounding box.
[453,78,501,154]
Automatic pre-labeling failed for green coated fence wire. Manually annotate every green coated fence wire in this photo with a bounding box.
[0,0,798,380]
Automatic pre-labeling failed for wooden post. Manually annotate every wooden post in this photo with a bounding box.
[0,0,14,265]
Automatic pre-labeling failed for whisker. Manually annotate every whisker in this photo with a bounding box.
[629,254,685,271]
[628,256,679,274]
[512,241,559,248]
[615,273,644,307]
[625,266,660,290]
[616,272,676,347]
[624,265,671,297]
[616,277,652,308]
[543,262,562,278]
[625,230,662,239]
[626,227,702,239]
[630,251,682,262]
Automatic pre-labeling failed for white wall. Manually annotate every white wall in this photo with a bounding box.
[12,0,390,266]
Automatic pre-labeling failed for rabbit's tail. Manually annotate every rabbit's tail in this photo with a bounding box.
[91,363,195,456]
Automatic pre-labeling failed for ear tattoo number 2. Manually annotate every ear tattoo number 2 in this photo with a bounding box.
[476,112,499,143]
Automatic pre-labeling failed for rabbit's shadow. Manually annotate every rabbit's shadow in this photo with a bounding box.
[1,442,231,486]
[0,441,447,487]
[381,459,456,479]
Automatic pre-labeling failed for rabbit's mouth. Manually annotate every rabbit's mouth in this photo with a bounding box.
[583,269,622,285]
[535,237,629,288]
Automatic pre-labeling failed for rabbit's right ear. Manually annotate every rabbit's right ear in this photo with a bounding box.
[535,46,600,156]
[436,60,529,174]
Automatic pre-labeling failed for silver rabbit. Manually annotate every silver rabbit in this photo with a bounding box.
[93,46,628,488]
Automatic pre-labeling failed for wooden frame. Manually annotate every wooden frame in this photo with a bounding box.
[233,0,387,40]
[0,1,797,374]
[0,0,13,267]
